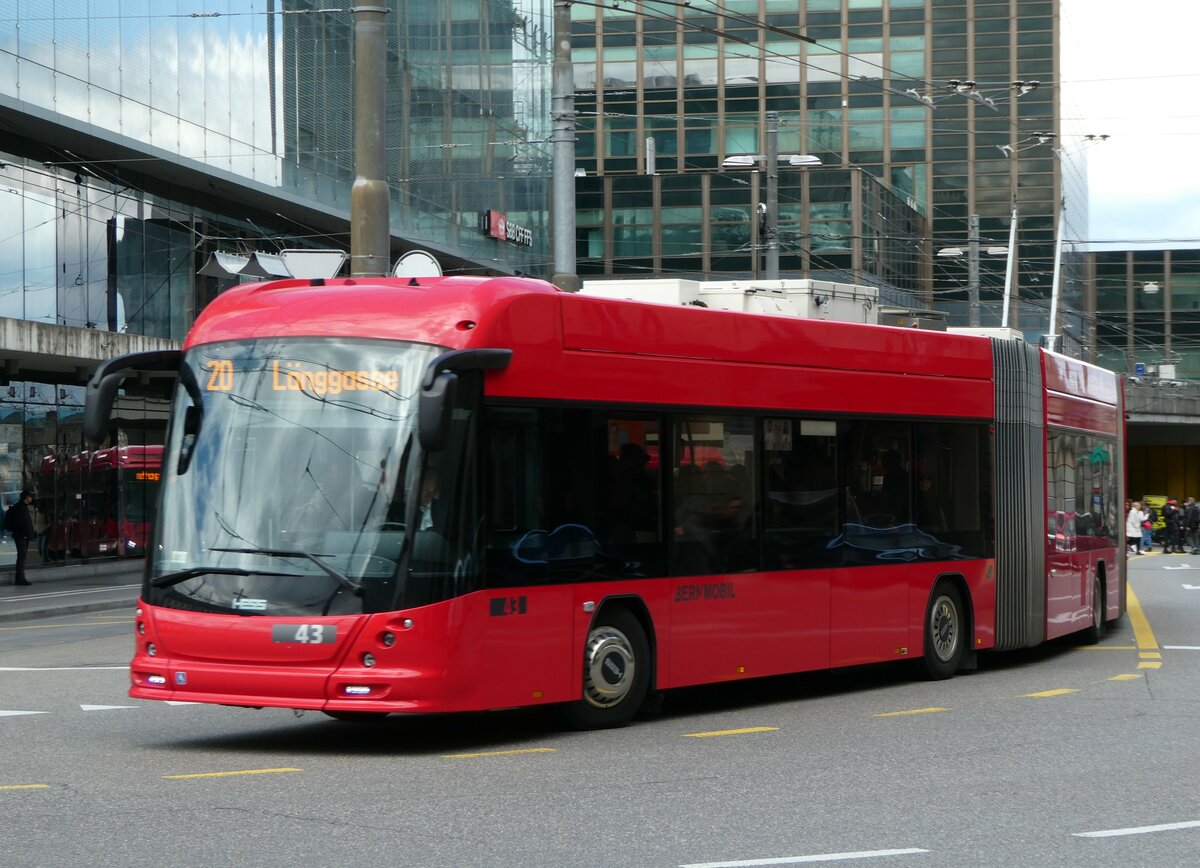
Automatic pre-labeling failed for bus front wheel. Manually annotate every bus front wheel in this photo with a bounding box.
[562,608,650,730]
[922,583,966,680]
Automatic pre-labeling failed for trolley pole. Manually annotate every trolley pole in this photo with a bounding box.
[550,0,580,292]
[351,5,391,278]
[764,111,780,281]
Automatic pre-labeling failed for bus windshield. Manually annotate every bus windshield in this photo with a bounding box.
[149,337,446,617]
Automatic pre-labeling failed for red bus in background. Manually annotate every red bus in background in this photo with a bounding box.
[39,446,162,560]
[83,275,1125,729]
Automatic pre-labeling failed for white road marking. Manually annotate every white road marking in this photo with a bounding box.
[0,710,49,717]
[1074,820,1200,838]
[1182,584,1200,589]
[165,701,201,706]
[0,666,128,671]
[80,704,138,711]
[1163,565,1200,571]
[680,849,929,867]
[1163,645,1200,650]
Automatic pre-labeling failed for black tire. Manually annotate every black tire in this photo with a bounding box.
[322,711,391,722]
[562,607,651,730]
[921,583,966,680]
[1082,575,1105,645]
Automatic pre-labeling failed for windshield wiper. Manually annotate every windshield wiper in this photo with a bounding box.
[211,547,363,596]
[149,566,301,590]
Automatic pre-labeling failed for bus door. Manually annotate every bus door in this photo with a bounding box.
[830,422,913,666]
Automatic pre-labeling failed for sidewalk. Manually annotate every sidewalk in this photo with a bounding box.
[0,558,143,623]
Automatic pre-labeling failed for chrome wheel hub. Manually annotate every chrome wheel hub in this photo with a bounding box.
[930,594,959,663]
[582,626,636,708]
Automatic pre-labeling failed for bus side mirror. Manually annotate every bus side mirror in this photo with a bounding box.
[418,370,457,452]
[84,350,182,446]
[417,348,513,452]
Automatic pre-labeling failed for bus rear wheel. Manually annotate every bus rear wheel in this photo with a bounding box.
[562,608,650,730]
[922,583,965,680]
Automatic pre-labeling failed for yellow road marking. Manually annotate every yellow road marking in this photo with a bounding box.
[683,726,779,738]
[875,707,950,717]
[1109,674,1142,681]
[0,784,50,791]
[1139,652,1162,659]
[0,622,138,632]
[1023,689,1079,698]
[1126,582,1159,650]
[163,768,302,780]
[1137,661,1163,670]
[441,748,556,759]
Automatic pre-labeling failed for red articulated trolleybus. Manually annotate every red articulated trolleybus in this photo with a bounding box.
[83,275,1125,728]
[39,445,162,560]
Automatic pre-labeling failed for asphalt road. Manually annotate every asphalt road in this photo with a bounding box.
[2,556,1198,867]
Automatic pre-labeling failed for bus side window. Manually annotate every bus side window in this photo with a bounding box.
[485,407,658,586]
[598,416,663,574]
[763,419,839,570]
[670,415,758,577]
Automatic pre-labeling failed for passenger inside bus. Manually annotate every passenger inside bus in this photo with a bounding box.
[672,456,756,576]
[915,473,947,532]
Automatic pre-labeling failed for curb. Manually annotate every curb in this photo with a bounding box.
[0,596,139,624]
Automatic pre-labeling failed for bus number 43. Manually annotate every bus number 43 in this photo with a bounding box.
[272,624,337,644]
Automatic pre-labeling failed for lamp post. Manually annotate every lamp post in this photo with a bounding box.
[550,0,579,292]
[350,5,391,278]
[765,112,780,281]
[723,115,821,281]
[936,215,1007,326]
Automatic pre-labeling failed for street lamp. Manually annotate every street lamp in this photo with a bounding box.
[723,112,822,280]
[934,218,1008,328]
[721,154,822,168]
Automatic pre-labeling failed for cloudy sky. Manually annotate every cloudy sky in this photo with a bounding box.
[1063,1,1200,249]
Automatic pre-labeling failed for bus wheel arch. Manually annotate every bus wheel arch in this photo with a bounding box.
[921,575,971,680]
[562,596,654,730]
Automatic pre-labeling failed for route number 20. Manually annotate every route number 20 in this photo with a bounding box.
[205,359,234,391]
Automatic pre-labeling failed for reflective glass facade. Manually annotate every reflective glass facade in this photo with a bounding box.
[577,167,926,299]
[571,0,1082,330]
[1091,250,1200,380]
[1,0,554,274]
[0,1,555,569]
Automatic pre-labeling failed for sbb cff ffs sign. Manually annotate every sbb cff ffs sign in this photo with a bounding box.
[479,210,533,247]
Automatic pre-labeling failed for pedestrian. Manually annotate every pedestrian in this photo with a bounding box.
[3,489,36,586]
[1186,497,1200,555]
[1164,498,1184,553]
[1126,501,1145,556]
[1142,499,1157,553]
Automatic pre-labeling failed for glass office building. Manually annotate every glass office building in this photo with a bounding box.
[0,0,554,565]
[571,0,1084,336]
[1091,249,1200,380]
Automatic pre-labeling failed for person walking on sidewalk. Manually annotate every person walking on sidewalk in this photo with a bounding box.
[1127,501,1146,556]
[1164,498,1185,553]
[4,490,36,585]
[1186,496,1200,555]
